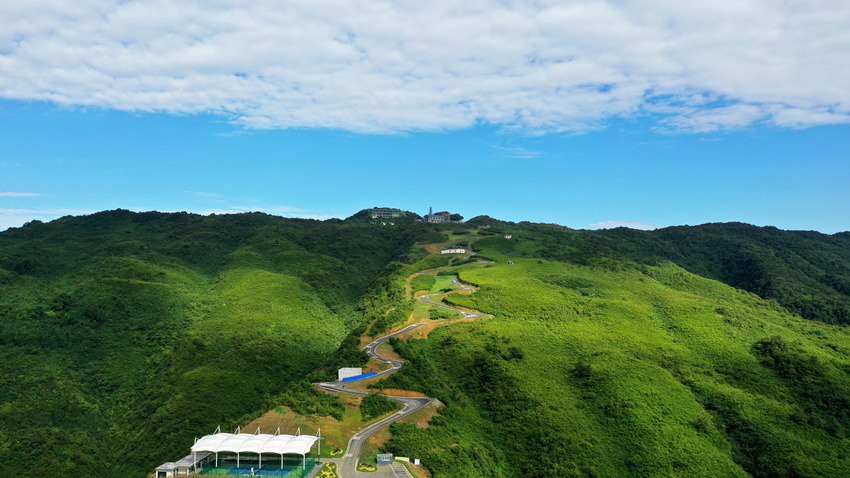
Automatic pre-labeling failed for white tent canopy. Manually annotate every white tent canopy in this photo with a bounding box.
[190,427,319,470]
[192,431,318,456]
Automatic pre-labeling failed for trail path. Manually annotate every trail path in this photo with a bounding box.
[316,266,484,478]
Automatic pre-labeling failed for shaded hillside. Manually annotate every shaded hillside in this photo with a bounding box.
[0,210,421,477]
[465,218,850,326]
[591,223,850,325]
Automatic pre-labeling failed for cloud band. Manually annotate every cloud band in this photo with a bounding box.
[1,1,848,133]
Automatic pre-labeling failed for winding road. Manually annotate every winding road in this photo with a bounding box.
[316,272,483,478]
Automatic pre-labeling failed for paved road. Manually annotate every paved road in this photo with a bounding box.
[316,274,482,478]
[418,276,484,319]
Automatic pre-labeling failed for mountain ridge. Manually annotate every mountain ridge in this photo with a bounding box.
[1,209,849,477]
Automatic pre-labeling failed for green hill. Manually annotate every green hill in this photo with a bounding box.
[377,246,850,477]
[464,218,850,326]
[0,210,419,477]
[2,211,850,477]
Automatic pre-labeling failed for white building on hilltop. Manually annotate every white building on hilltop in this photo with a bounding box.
[424,206,453,223]
[441,245,466,254]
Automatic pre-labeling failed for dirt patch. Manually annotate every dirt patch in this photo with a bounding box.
[398,402,440,428]
[366,427,391,447]
[418,317,482,339]
[381,316,420,336]
[363,361,384,374]
[245,408,305,434]
[404,462,431,478]
[400,323,443,340]
[343,375,387,393]
[364,358,392,373]
[244,408,334,440]
[376,342,402,361]
[362,426,392,458]
[404,272,420,299]
[379,389,427,398]
[424,244,443,254]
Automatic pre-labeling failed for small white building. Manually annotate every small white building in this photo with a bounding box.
[155,453,210,477]
[155,462,180,478]
[441,245,466,254]
[338,367,363,381]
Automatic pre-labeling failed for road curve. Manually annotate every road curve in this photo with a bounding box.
[316,273,482,478]
[418,276,484,319]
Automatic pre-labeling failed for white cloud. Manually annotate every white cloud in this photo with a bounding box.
[495,147,543,159]
[0,192,42,197]
[1,1,848,133]
[190,191,222,198]
[588,220,659,231]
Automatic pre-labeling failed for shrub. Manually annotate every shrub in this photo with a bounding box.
[361,393,401,419]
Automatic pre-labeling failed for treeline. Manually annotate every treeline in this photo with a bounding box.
[464,218,850,326]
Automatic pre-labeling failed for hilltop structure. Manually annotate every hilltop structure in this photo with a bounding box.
[370,207,405,219]
[424,207,452,223]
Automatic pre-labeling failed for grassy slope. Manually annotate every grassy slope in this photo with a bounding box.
[3,214,849,477]
[0,210,417,477]
[380,252,850,476]
[466,217,850,326]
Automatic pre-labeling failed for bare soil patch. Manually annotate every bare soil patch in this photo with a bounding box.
[376,342,402,361]
[379,389,427,398]
[343,375,387,393]
[399,402,440,428]
[362,426,393,459]
[423,245,443,254]
[400,323,443,340]
[245,407,347,446]
[404,272,420,299]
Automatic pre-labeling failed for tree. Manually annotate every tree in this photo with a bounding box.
[450,213,464,222]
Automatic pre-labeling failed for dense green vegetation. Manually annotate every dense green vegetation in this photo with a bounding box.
[410,274,436,293]
[0,210,421,477]
[379,254,850,477]
[272,382,346,421]
[360,393,402,420]
[2,210,850,478]
[465,217,850,326]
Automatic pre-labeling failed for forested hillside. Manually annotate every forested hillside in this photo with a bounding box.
[0,210,420,477]
[377,230,850,477]
[2,211,849,477]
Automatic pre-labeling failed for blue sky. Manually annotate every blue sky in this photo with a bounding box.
[2,1,849,233]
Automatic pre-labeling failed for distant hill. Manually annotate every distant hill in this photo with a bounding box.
[344,207,421,224]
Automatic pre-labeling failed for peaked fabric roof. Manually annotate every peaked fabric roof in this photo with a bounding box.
[191,432,318,456]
